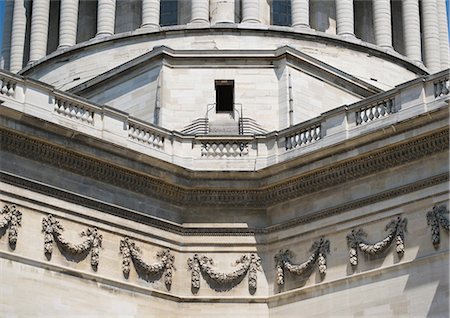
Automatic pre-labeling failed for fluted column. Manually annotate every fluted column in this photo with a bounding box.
[1,0,14,70]
[10,0,27,72]
[96,0,116,37]
[336,0,354,37]
[58,0,79,49]
[190,0,209,24]
[421,0,440,73]
[437,0,449,69]
[291,0,309,29]
[372,0,392,49]
[402,0,421,62]
[142,0,160,28]
[210,0,235,24]
[242,0,261,23]
[29,0,51,64]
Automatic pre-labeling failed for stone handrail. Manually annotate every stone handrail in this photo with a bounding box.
[0,69,448,171]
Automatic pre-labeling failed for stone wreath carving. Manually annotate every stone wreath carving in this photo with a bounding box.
[427,205,449,247]
[42,214,103,270]
[119,237,175,290]
[346,216,407,266]
[187,253,261,294]
[274,237,330,286]
[0,204,22,248]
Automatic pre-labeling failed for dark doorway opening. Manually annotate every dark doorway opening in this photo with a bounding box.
[215,80,234,113]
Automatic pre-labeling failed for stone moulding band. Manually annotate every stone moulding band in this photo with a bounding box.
[0,204,22,248]
[187,253,261,294]
[119,237,175,290]
[426,205,449,247]
[346,216,407,266]
[0,127,448,207]
[275,237,330,286]
[42,214,103,270]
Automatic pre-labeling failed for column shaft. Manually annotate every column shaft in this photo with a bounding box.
[10,0,27,72]
[291,0,309,29]
[97,0,116,37]
[437,0,449,69]
[1,0,14,70]
[242,0,261,23]
[335,0,354,37]
[190,0,209,24]
[421,0,441,73]
[402,0,421,62]
[58,0,79,49]
[29,0,51,64]
[142,0,160,28]
[372,0,392,48]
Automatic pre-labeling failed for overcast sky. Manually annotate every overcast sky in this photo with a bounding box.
[0,0,449,54]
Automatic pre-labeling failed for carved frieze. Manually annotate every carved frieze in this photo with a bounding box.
[346,216,407,266]
[187,253,261,294]
[426,205,449,247]
[42,214,103,270]
[119,237,175,290]
[274,237,330,285]
[0,204,22,248]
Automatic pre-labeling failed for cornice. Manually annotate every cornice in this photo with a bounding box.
[1,128,448,210]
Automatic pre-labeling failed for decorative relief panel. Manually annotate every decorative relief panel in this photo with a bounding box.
[274,237,330,286]
[119,237,175,290]
[42,215,103,270]
[187,253,261,294]
[346,216,407,266]
[426,205,449,247]
[0,204,22,248]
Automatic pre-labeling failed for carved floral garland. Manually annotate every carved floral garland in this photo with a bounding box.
[187,253,261,293]
[274,237,330,285]
[119,237,175,290]
[42,214,103,270]
[427,205,449,247]
[346,216,407,266]
[0,204,22,247]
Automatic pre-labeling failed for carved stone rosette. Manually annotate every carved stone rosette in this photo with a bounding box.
[119,237,175,290]
[426,205,449,247]
[187,253,261,294]
[346,216,407,266]
[0,204,22,247]
[41,214,103,270]
[274,237,330,286]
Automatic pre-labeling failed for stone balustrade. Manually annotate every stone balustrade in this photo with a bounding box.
[128,123,165,149]
[54,96,95,124]
[0,73,16,97]
[0,70,448,171]
[284,121,321,151]
[434,77,449,98]
[355,97,396,126]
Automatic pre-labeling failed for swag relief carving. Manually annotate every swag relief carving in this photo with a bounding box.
[0,204,22,248]
[274,237,330,286]
[42,215,103,270]
[427,205,449,247]
[347,216,407,266]
[119,237,175,290]
[187,253,261,294]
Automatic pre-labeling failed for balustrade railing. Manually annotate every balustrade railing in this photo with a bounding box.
[355,97,396,125]
[0,74,16,97]
[284,122,322,151]
[54,97,95,124]
[200,141,249,157]
[128,123,165,149]
[434,77,449,98]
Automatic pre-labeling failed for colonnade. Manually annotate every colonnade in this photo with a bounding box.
[1,0,449,73]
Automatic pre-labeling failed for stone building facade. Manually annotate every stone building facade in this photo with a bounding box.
[0,0,449,316]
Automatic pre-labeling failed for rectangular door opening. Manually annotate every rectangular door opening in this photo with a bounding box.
[215,80,234,113]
